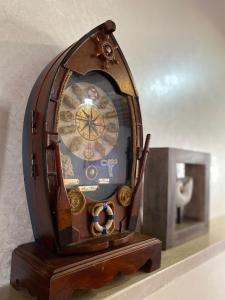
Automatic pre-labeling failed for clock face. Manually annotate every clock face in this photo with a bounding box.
[57,71,133,201]
[58,82,119,161]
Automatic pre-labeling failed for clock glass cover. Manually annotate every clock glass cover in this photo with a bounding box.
[57,71,133,201]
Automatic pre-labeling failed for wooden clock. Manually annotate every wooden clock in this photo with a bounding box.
[10,21,161,300]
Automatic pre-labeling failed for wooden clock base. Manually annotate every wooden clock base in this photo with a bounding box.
[10,233,161,300]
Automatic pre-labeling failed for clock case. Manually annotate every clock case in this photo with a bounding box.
[10,21,161,300]
[22,20,152,254]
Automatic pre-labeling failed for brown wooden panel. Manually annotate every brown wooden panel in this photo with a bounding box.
[143,147,210,249]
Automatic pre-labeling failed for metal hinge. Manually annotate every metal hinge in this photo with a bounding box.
[31,153,38,178]
[46,132,61,149]
[31,110,39,134]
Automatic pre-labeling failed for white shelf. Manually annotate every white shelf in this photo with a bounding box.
[1,216,225,300]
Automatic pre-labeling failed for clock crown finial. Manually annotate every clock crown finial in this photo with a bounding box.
[103,20,116,34]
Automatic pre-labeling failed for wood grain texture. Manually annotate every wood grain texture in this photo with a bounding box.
[10,234,161,300]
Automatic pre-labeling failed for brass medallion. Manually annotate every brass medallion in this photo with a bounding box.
[118,185,132,207]
[67,189,86,214]
[92,34,119,70]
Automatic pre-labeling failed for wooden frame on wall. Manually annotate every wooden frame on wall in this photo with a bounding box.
[143,148,210,250]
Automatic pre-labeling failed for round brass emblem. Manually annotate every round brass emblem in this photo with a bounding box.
[101,41,115,61]
[67,189,86,214]
[118,186,132,207]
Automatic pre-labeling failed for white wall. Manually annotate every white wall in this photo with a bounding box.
[0,0,225,286]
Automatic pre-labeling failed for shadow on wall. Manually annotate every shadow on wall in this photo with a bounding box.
[0,19,63,104]
[0,106,10,197]
[0,19,64,286]
[197,0,225,36]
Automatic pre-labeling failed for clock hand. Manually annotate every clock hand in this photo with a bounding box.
[82,109,90,119]
[90,107,93,121]
[88,122,91,139]
[94,123,105,127]
[76,116,88,121]
[80,121,89,132]
[92,114,100,122]
[91,124,98,135]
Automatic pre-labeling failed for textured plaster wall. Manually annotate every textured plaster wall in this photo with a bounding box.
[0,0,225,286]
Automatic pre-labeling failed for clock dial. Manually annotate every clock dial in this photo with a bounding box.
[57,71,133,201]
[58,82,119,161]
[75,104,105,141]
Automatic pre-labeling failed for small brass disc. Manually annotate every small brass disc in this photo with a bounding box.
[117,185,132,207]
[67,189,86,214]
